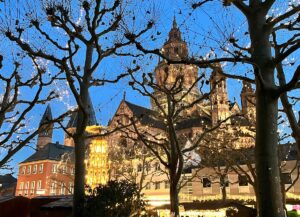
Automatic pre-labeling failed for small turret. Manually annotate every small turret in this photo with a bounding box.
[210,65,230,125]
[240,80,256,120]
[37,105,53,150]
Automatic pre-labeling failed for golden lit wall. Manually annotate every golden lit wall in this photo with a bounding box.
[85,138,108,188]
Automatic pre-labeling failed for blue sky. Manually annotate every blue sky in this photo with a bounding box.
[0,0,299,175]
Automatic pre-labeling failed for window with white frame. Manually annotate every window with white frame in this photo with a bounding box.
[69,182,74,194]
[60,182,65,195]
[33,165,37,174]
[27,165,31,174]
[52,164,58,174]
[39,164,44,173]
[19,182,24,195]
[50,182,56,195]
[37,180,42,190]
[22,166,26,175]
[30,181,35,195]
[39,164,43,173]
[24,182,29,195]
[61,165,67,174]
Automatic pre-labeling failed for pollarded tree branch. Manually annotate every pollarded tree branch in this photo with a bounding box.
[268,5,300,27]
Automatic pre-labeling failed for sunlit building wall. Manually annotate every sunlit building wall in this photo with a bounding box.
[85,135,109,188]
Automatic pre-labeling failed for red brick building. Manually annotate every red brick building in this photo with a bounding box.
[15,143,74,198]
[15,106,75,198]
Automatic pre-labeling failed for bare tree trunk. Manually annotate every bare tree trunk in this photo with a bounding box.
[169,178,179,217]
[255,83,284,217]
[281,182,288,216]
[221,186,226,201]
[72,46,93,217]
[247,8,285,216]
[220,168,229,201]
[73,134,86,217]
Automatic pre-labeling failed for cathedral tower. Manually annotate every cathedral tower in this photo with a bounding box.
[64,93,98,147]
[37,104,53,150]
[210,65,230,125]
[152,17,201,116]
[240,81,256,120]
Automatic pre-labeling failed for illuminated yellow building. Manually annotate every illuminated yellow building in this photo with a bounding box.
[85,137,108,188]
[64,96,109,189]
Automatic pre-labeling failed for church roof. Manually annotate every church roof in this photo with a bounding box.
[21,143,74,164]
[67,93,97,128]
[39,104,53,127]
[176,116,211,130]
[122,100,211,130]
[229,101,238,110]
[124,100,165,129]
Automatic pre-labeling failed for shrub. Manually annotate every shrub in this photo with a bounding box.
[85,180,146,217]
[287,210,298,217]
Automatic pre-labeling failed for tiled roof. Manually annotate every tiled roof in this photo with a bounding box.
[229,101,239,110]
[176,116,211,130]
[21,143,74,164]
[0,174,16,185]
[124,100,211,130]
[124,101,166,129]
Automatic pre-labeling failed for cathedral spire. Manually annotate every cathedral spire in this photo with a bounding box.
[173,15,177,28]
[167,16,182,42]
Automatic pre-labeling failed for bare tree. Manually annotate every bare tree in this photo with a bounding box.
[3,1,153,216]
[0,53,63,170]
[108,139,156,193]
[114,61,236,216]
[202,123,300,214]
